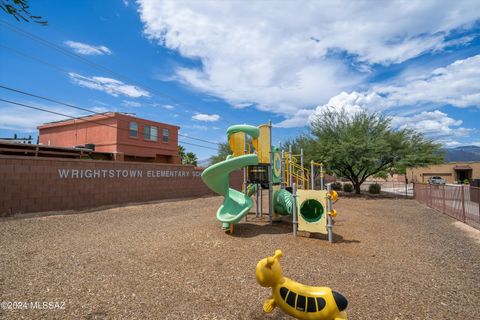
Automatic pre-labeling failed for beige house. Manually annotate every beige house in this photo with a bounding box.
[407,162,480,183]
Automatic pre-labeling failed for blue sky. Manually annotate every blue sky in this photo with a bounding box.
[1,0,479,161]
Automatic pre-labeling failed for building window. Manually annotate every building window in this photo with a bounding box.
[129,122,138,137]
[144,125,158,141]
[162,128,169,143]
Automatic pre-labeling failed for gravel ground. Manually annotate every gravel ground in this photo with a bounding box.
[1,195,479,319]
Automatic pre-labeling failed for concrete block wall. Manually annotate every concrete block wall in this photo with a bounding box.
[0,156,243,216]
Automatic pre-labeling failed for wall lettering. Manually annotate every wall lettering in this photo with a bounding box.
[58,168,202,179]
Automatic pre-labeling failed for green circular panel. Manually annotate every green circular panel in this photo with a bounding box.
[273,152,282,177]
[300,199,324,223]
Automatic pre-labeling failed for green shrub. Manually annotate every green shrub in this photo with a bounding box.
[464,179,470,185]
[331,182,343,191]
[368,183,381,194]
[343,183,353,192]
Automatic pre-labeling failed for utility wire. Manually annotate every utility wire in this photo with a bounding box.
[0,43,69,74]
[0,98,219,151]
[0,19,280,145]
[0,84,221,146]
[0,19,236,126]
[0,42,209,126]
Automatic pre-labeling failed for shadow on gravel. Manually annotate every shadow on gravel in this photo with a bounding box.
[231,222,360,244]
[332,233,361,244]
[307,232,361,244]
[231,222,292,238]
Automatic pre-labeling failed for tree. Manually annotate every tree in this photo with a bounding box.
[279,134,311,156]
[302,109,443,194]
[209,142,231,165]
[178,145,198,166]
[1,0,47,25]
[392,133,445,176]
[184,152,198,166]
[372,170,389,180]
[178,145,186,160]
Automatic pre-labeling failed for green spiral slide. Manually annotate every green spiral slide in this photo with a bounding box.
[201,154,259,229]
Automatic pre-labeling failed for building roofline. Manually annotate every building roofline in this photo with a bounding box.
[37,112,180,129]
[38,112,115,128]
[114,112,180,129]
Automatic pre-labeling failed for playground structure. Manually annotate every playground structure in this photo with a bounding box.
[201,123,340,242]
[256,249,348,319]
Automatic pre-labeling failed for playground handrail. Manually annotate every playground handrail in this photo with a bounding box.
[287,161,310,189]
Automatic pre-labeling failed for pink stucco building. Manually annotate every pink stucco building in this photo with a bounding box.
[38,112,181,163]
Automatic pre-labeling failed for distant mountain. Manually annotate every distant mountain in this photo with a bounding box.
[444,145,480,162]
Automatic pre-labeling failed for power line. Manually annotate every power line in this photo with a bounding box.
[0,19,132,82]
[0,98,219,151]
[0,42,226,130]
[0,84,221,146]
[0,19,236,126]
[0,19,282,145]
[0,43,69,74]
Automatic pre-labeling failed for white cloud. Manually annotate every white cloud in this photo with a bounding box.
[278,100,471,143]
[234,103,253,109]
[152,103,175,110]
[123,100,141,107]
[277,54,480,132]
[0,101,83,132]
[90,100,110,107]
[192,113,220,122]
[91,106,109,113]
[391,110,471,138]
[69,72,150,98]
[275,91,386,128]
[442,140,462,147]
[138,0,480,115]
[375,55,480,109]
[273,109,314,128]
[184,124,220,131]
[185,124,208,131]
[64,41,112,55]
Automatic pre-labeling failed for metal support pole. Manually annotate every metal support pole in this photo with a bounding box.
[300,149,304,189]
[243,138,247,193]
[268,120,273,225]
[327,183,334,243]
[461,185,466,223]
[292,183,298,237]
[289,145,293,188]
[427,184,432,207]
[281,150,286,189]
[260,184,263,218]
[244,137,248,221]
[256,183,259,218]
[442,185,446,214]
[310,160,314,190]
[320,163,324,190]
